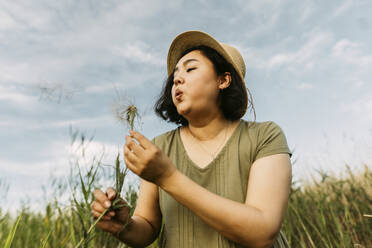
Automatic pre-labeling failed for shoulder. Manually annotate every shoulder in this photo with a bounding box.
[240,119,283,134]
[242,120,292,160]
[239,119,287,145]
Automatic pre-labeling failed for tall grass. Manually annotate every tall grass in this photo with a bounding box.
[2,212,23,248]
[283,164,372,247]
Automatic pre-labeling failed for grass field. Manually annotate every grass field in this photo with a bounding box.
[283,164,372,247]
[1,136,371,247]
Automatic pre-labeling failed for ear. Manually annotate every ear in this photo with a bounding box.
[218,72,232,90]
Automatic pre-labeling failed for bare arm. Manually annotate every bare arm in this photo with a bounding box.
[117,179,162,247]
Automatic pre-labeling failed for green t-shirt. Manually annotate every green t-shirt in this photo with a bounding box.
[152,119,292,248]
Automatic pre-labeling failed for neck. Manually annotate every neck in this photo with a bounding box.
[186,114,231,141]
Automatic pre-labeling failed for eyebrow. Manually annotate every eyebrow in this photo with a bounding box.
[174,59,199,73]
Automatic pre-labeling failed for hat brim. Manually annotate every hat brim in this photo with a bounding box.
[167,30,245,82]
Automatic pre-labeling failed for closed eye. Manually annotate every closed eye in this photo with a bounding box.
[187,67,196,72]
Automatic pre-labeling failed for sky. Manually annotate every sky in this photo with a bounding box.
[1,0,371,211]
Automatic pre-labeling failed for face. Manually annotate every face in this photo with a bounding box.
[171,50,222,119]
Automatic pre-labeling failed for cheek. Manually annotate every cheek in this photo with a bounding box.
[193,77,219,99]
[190,86,219,107]
[171,86,179,106]
[171,85,176,98]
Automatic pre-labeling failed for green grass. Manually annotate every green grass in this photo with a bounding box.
[283,164,372,247]
[2,212,23,248]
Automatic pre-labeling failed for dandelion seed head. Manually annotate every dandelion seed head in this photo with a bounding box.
[112,96,140,130]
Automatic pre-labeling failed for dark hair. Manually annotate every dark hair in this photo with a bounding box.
[154,45,256,126]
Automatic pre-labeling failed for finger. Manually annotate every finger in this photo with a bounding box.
[91,201,107,213]
[124,145,140,165]
[92,209,112,220]
[106,187,116,200]
[124,156,138,175]
[93,189,111,208]
[130,130,153,149]
[126,135,145,155]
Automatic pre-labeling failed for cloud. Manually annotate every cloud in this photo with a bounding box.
[0,84,36,107]
[0,8,18,30]
[331,0,353,18]
[298,2,315,24]
[239,1,283,39]
[339,94,372,121]
[67,140,122,168]
[0,114,115,130]
[0,136,133,213]
[0,62,39,84]
[0,91,34,105]
[268,31,333,68]
[0,1,171,104]
[113,41,165,66]
[238,30,335,72]
[332,39,372,67]
[0,138,121,177]
[0,158,63,177]
[85,84,117,94]
[0,2,51,31]
[353,80,365,88]
[296,82,315,90]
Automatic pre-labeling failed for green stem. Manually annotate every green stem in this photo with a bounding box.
[74,200,131,248]
[73,208,109,248]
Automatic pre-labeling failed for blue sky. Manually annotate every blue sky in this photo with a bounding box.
[1,0,371,211]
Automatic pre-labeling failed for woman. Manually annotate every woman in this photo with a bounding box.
[91,30,293,248]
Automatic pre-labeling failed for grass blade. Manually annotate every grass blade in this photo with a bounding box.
[4,212,23,248]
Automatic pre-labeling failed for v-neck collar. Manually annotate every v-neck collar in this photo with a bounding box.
[176,119,243,171]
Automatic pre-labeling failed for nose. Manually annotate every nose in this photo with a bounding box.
[173,73,184,86]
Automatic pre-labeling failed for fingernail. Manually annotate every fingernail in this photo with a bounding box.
[105,201,111,208]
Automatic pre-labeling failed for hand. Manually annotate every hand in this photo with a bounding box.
[124,130,177,187]
[91,187,131,235]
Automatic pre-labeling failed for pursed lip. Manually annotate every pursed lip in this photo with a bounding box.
[175,88,183,101]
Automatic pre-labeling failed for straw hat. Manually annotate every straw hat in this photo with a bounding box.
[167,30,246,84]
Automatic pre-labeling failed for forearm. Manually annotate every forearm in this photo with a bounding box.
[115,215,158,247]
[160,171,275,247]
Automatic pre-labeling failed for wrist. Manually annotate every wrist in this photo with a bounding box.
[158,169,181,191]
[113,217,134,240]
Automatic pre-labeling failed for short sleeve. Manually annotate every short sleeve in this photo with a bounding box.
[255,121,292,161]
